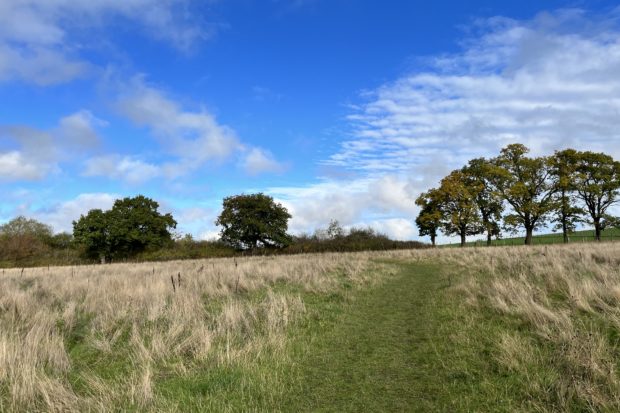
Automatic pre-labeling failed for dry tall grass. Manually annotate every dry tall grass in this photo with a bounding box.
[0,252,391,412]
[434,243,620,411]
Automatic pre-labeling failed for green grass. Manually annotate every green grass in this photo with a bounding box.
[123,259,536,411]
[55,258,566,411]
[445,227,620,247]
[277,260,536,412]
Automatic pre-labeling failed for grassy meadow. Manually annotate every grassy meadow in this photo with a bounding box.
[2,244,620,411]
[446,227,620,247]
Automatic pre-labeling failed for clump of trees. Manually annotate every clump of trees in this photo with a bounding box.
[0,216,74,264]
[73,195,177,262]
[416,144,620,246]
[285,220,426,253]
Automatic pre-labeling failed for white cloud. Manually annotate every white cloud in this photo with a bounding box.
[363,218,417,241]
[0,45,90,85]
[84,155,161,184]
[58,110,105,149]
[27,193,118,233]
[116,77,286,177]
[199,230,220,241]
[328,8,620,174]
[117,78,241,166]
[268,9,620,242]
[0,0,211,84]
[173,206,219,240]
[242,147,286,175]
[267,174,421,238]
[0,110,104,181]
[0,151,45,181]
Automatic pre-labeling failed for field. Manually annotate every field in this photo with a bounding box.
[447,227,620,247]
[2,244,620,411]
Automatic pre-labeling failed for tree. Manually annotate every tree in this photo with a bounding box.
[0,216,52,240]
[415,188,443,247]
[0,216,54,260]
[215,193,292,250]
[326,219,345,239]
[573,151,620,241]
[549,149,584,243]
[437,170,484,247]
[106,195,177,257]
[462,158,504,246]
[489,144,555,245]
[73,195,177,262]
[72,209,111,262]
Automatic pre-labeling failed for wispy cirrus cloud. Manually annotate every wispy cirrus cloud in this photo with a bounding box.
[110,77,286,181]
[0,0,213,85]
[269,8,620,241]
[327,8,620,176]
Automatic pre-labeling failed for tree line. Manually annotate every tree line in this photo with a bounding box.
[416,144,620,247]
[1,194,424,267]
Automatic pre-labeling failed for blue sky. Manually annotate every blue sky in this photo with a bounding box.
[2,0,620,241]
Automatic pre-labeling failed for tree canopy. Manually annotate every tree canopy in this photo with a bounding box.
[73,195,176,262]
[461,158,503,246]
[415,143,620,246]
[415,188,443,247]
[215,193,292,250]
[573,151,620,241]
[0,216,55,260]
[437,170,485,246]
[0,216,52,240]
[489,144,556,245]
[549,149,584,242]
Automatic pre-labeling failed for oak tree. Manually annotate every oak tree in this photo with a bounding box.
[549,149,584,243]
[415,188,443,247]
[462,158,504,246]
[573,151,620,241]
[437,170,484,247]
[215,193,292,250]
[489,144,555,245]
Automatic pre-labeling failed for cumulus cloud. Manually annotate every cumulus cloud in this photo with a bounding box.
[173,206,220,240]
[267,174,421,237]
[0,110,104,181]
[116,77,286,178]
[26,193,117,233]
[0,151,45,181]
[0,0,211,84]
[117,79,241,164]
[84,155,161,184]
[58,110,106,149]
[241,147,286,175]
[363,218,417,241]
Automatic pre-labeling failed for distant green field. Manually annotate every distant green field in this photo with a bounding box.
[445,227,620,247]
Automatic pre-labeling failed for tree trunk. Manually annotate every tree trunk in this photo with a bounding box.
[486,230,492,247]
[430,233,436,247]
[594,218,602,241]
[562,219,569,244]
[525,227,533,245]
[460,232,466,247]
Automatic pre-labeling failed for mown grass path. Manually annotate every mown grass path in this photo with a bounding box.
[283,261,458,412]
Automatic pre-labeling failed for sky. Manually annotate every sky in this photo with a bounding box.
[2,0,620,242]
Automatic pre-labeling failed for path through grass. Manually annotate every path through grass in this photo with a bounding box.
[281,260,523,412]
